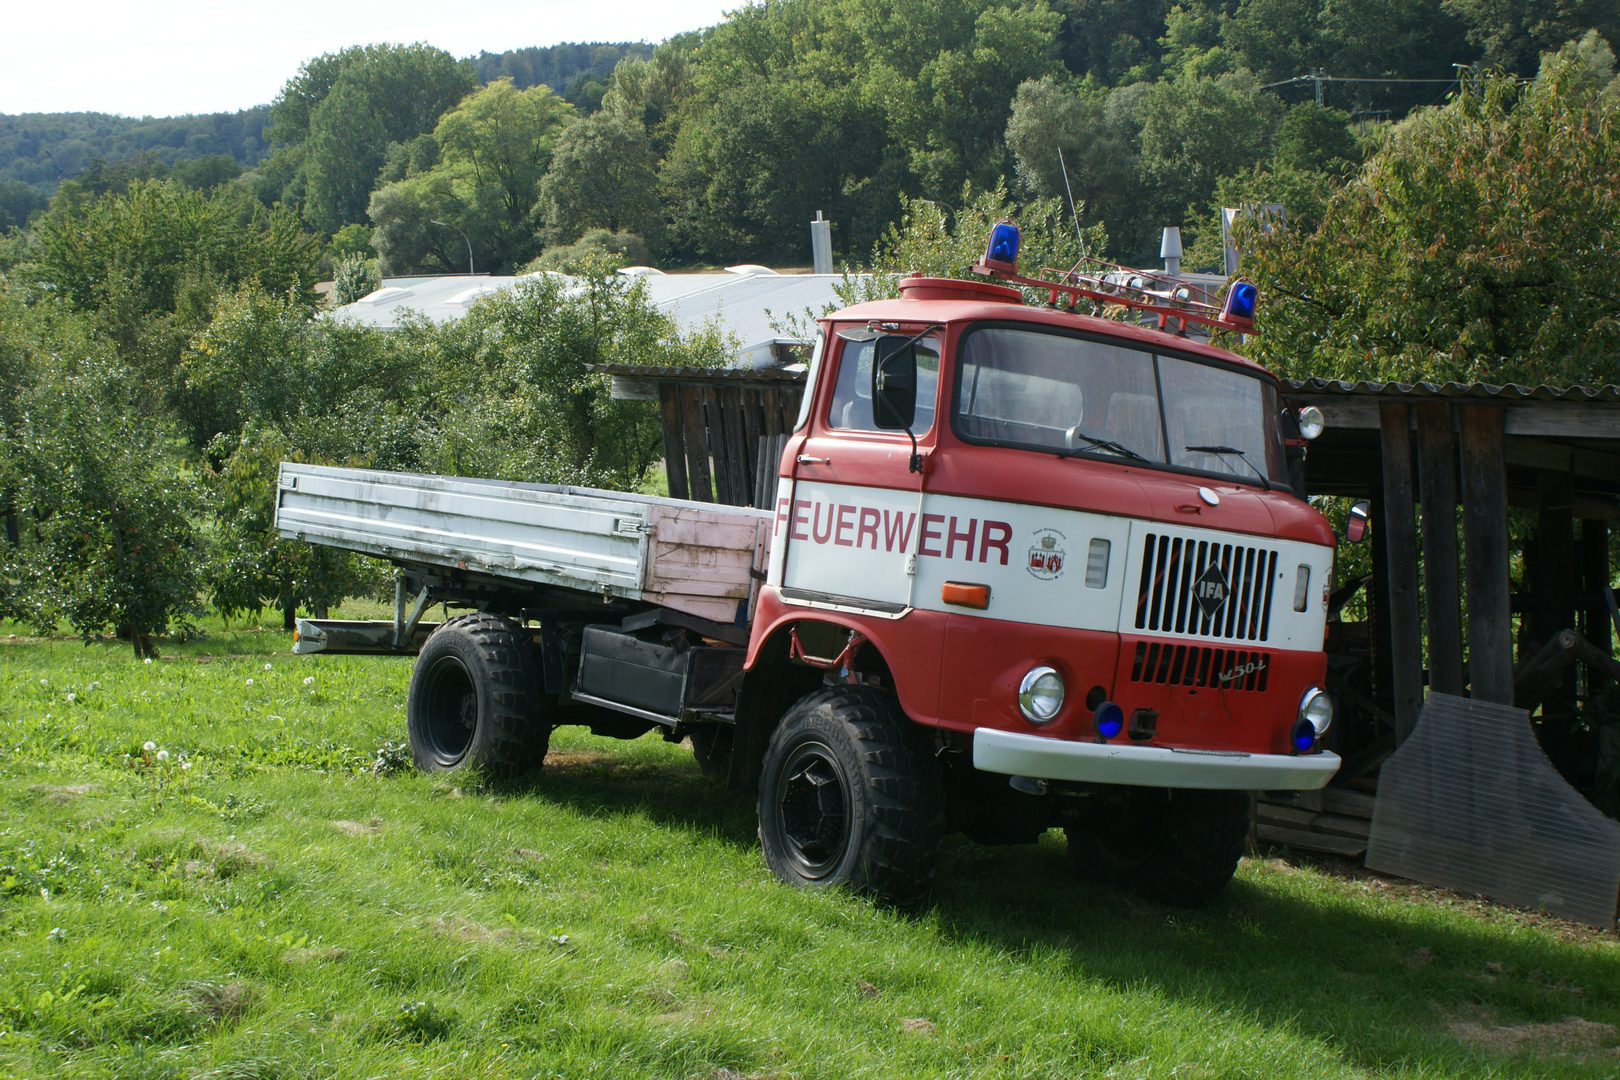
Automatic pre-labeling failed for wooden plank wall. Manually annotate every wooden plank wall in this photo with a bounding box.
[655,381,804,509]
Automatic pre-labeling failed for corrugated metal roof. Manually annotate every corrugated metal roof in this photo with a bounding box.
[327,269,856,368]
[1284,377,1620,403]
[587,364,807,382]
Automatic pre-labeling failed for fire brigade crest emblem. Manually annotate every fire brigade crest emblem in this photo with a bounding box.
[1026,529,1067,580]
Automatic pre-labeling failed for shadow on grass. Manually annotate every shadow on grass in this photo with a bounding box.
[484,736,761,851]
[494,742,1620,1076]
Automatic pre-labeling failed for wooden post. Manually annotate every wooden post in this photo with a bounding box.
[1370,473,1396,717]
[1581,520,1612,692]
[1537,470,1576,638]
[678,386,713,503]
[1414,401,1463,696]
[1459,405,1513,704]
[1379,401,1424,741]
[657,383,690,501]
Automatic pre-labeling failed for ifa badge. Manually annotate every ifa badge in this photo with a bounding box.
[1026,528,1067,579]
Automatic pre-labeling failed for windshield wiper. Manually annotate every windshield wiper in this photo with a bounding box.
[1184,445,1272,491]
[1061,428,1147,462]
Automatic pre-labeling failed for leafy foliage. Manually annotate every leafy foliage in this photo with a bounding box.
[1241,45,1620,387]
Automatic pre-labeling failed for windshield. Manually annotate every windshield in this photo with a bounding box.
[953,326,1287,488]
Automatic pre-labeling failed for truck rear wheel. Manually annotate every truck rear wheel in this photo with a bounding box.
[406,613,551,774]
[1065,789,1247,907]
[757,686,944,906]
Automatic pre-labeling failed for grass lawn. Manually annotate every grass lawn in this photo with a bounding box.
[2,614,1618,1079]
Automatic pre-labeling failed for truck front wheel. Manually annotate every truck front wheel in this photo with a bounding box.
[406,613,551,774]
[757,686,945,906]
[1065,788,1247,907]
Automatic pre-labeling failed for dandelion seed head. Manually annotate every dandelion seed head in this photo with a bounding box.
[181,761,192,771]
[155,749,169,761]
[303,676,314,686]
[245,678,253,685]
[143,657,152,665]
[143,741,156,752]
[65,693,76,702]
[264,662,272,671]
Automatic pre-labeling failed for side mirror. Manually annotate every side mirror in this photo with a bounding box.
[1345,499,1371,543]
[870,336,917,430]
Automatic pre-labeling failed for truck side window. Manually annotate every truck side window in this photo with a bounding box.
[827,338,938,432]
[792,330,825,432]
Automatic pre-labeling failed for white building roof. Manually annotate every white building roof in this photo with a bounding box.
[328,268,857,368]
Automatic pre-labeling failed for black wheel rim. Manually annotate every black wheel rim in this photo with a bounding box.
[420,655,477,766]
[774,740,851,879]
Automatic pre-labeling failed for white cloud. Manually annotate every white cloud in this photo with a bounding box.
[2,0,733,116]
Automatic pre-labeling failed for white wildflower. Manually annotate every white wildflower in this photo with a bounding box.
[245,678,253,686]
[264,662,272,671]
[303,676,314,686]
[65,693,76,702]
[143,741,156,752]
[181,761,192,771]
[143,657,152,665]
[155,749,169,761]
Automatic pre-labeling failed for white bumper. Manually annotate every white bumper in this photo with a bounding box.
[972,727,1340,791]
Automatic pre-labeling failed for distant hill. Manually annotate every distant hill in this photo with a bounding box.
[0,41,653,202]
[471,41,652,109]
[0,108,271,190]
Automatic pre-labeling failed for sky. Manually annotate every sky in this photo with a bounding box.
[1,0,737,117]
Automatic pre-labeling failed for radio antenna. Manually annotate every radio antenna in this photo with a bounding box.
[1056,146,1086,258]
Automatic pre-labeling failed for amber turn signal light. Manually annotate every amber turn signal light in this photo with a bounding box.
[941,581,990,609]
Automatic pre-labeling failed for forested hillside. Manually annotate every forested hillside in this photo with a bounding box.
[2,0,1619,644]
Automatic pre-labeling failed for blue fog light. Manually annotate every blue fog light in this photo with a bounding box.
[1093,701,1124,740]
[1290,716,1317,753]
[985,219,1021,267]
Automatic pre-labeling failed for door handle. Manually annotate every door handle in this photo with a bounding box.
[796,455,831,465]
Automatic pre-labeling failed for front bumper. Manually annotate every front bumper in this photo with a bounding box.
[972,727,1339,791]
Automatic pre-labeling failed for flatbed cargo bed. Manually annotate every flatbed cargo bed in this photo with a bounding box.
[274,463,771,625]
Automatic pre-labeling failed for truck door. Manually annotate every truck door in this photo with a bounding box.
[780,334,940,612]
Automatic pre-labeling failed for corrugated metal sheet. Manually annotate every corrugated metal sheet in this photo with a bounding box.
[1365,692,1620,928]
[1283,377,1620,403]
[587,364,807,383]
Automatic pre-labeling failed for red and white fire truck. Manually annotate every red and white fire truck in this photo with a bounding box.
[276,223,1352,906]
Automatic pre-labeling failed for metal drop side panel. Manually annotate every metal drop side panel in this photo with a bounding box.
[274,464,770,622]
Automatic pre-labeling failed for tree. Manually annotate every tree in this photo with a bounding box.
[537,113,662,250]
[1006,76,1145,257]
[369,80,575,274]
[1271,103,1359,172]
[406,266,731,489]
[266,43,477,233]
[0,292,203,656]
[1135,66,1280,236]
[1443,0,1620,74]
[206,426,386,629]
[1239,49,1620,388]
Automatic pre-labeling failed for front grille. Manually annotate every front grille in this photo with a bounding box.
[1133,532,1277,642]
[1130,641,1271,692]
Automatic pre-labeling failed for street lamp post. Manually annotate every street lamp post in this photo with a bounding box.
[430,219,475,275]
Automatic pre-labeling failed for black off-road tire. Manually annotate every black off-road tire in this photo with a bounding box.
[757,685,945,906]
[406,613,551,774]
[1065,789,1247,907]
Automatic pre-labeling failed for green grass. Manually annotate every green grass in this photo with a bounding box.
[2,615,1619,1079]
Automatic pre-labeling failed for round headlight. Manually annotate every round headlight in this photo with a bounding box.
[1299,686,1333,735]
[1018,666,1064,724]
[1297,405,1325,441]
